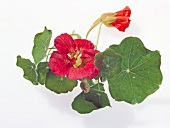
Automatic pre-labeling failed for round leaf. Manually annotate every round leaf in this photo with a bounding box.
[72,93,98,114]
[95,48,122,79]
[109,37,163,104]
[85,83,111,108]
[45,72,78,94]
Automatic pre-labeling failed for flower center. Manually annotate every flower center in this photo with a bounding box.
[73,55,82,68]
[68,51,82,68]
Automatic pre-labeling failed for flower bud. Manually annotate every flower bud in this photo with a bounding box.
[86,6,131,37]
[80,80,90,93]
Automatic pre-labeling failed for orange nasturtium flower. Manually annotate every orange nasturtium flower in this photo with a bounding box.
[86,6,131,37]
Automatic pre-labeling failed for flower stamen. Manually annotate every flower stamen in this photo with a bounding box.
[73,56,82,68]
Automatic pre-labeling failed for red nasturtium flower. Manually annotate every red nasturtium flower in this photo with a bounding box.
[86,6,131,37]
[103,6,131,32]
[49,33,100,80]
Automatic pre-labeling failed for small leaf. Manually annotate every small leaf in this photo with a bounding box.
[72,92,98,114]
[85,83,111,108]
[37,62,49,85]
[109,37,163,104]
[16,55,38,85]
[45,72,78,94]
[32,27,52,64]
[95,48,122,79]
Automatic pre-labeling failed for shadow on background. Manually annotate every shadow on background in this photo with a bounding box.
[36,86,81,115]
[36,86,170,128]
[81,103,135,128]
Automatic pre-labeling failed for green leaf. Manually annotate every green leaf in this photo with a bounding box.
[37,62,49,85]
[16,55,38,85]
[72,92,98,114]
[32,27,52,64]
[45,72,78,94]
[95,48,122,79]
[85,83,111,108]
[86,79,94,86]
[72,83,110,114]
[109,37,163,104]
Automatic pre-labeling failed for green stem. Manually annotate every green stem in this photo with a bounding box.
[95,23,103,49]
[70,30,81,39]
[94,79,101,92]
[70,33,81,39]
[97,79,100,91]
[46,46,55,62]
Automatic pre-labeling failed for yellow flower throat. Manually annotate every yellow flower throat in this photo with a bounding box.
[68,51,82,68]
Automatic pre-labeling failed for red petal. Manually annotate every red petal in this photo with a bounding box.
[49,51,70,76]
[111,17,131,32]
[115,6,131,17]
[81,49,99,66]
[86,66,100,79]
[74,39,94,52]
[67,62,95,80]
[81,49,99,58]
[54,33,76,54]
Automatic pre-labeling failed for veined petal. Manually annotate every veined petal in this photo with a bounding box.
[81,49,99,67]
[49,51,70,76]
[81,49,99,58]
[115,6,131,17]
[86,66,100,79]
[111,17,131,32]
[74,39,94,52]
[54,33,76,54]
[68,62,95,80]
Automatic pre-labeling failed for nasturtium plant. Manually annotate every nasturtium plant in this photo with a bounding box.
[16,6,163,114]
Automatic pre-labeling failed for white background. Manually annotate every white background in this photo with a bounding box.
[1,0,170,128]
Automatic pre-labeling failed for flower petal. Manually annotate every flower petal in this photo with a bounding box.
[115,6,131,17]
[81,49,99,66]
[74,39,94,52]
[49,51,70,76]
[54,33,76,54]
[68,62,95,80]
[111,17,131,32]
[81,49,99,58]
[86,66,100,79]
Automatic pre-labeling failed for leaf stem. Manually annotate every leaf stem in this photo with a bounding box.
[48,47,56,50]
[94,79,100,91]
[95,23,103,49]
[46,46,55,62]
[70,30,82,39]
[70,33,82,39]
[97,79,100,91]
